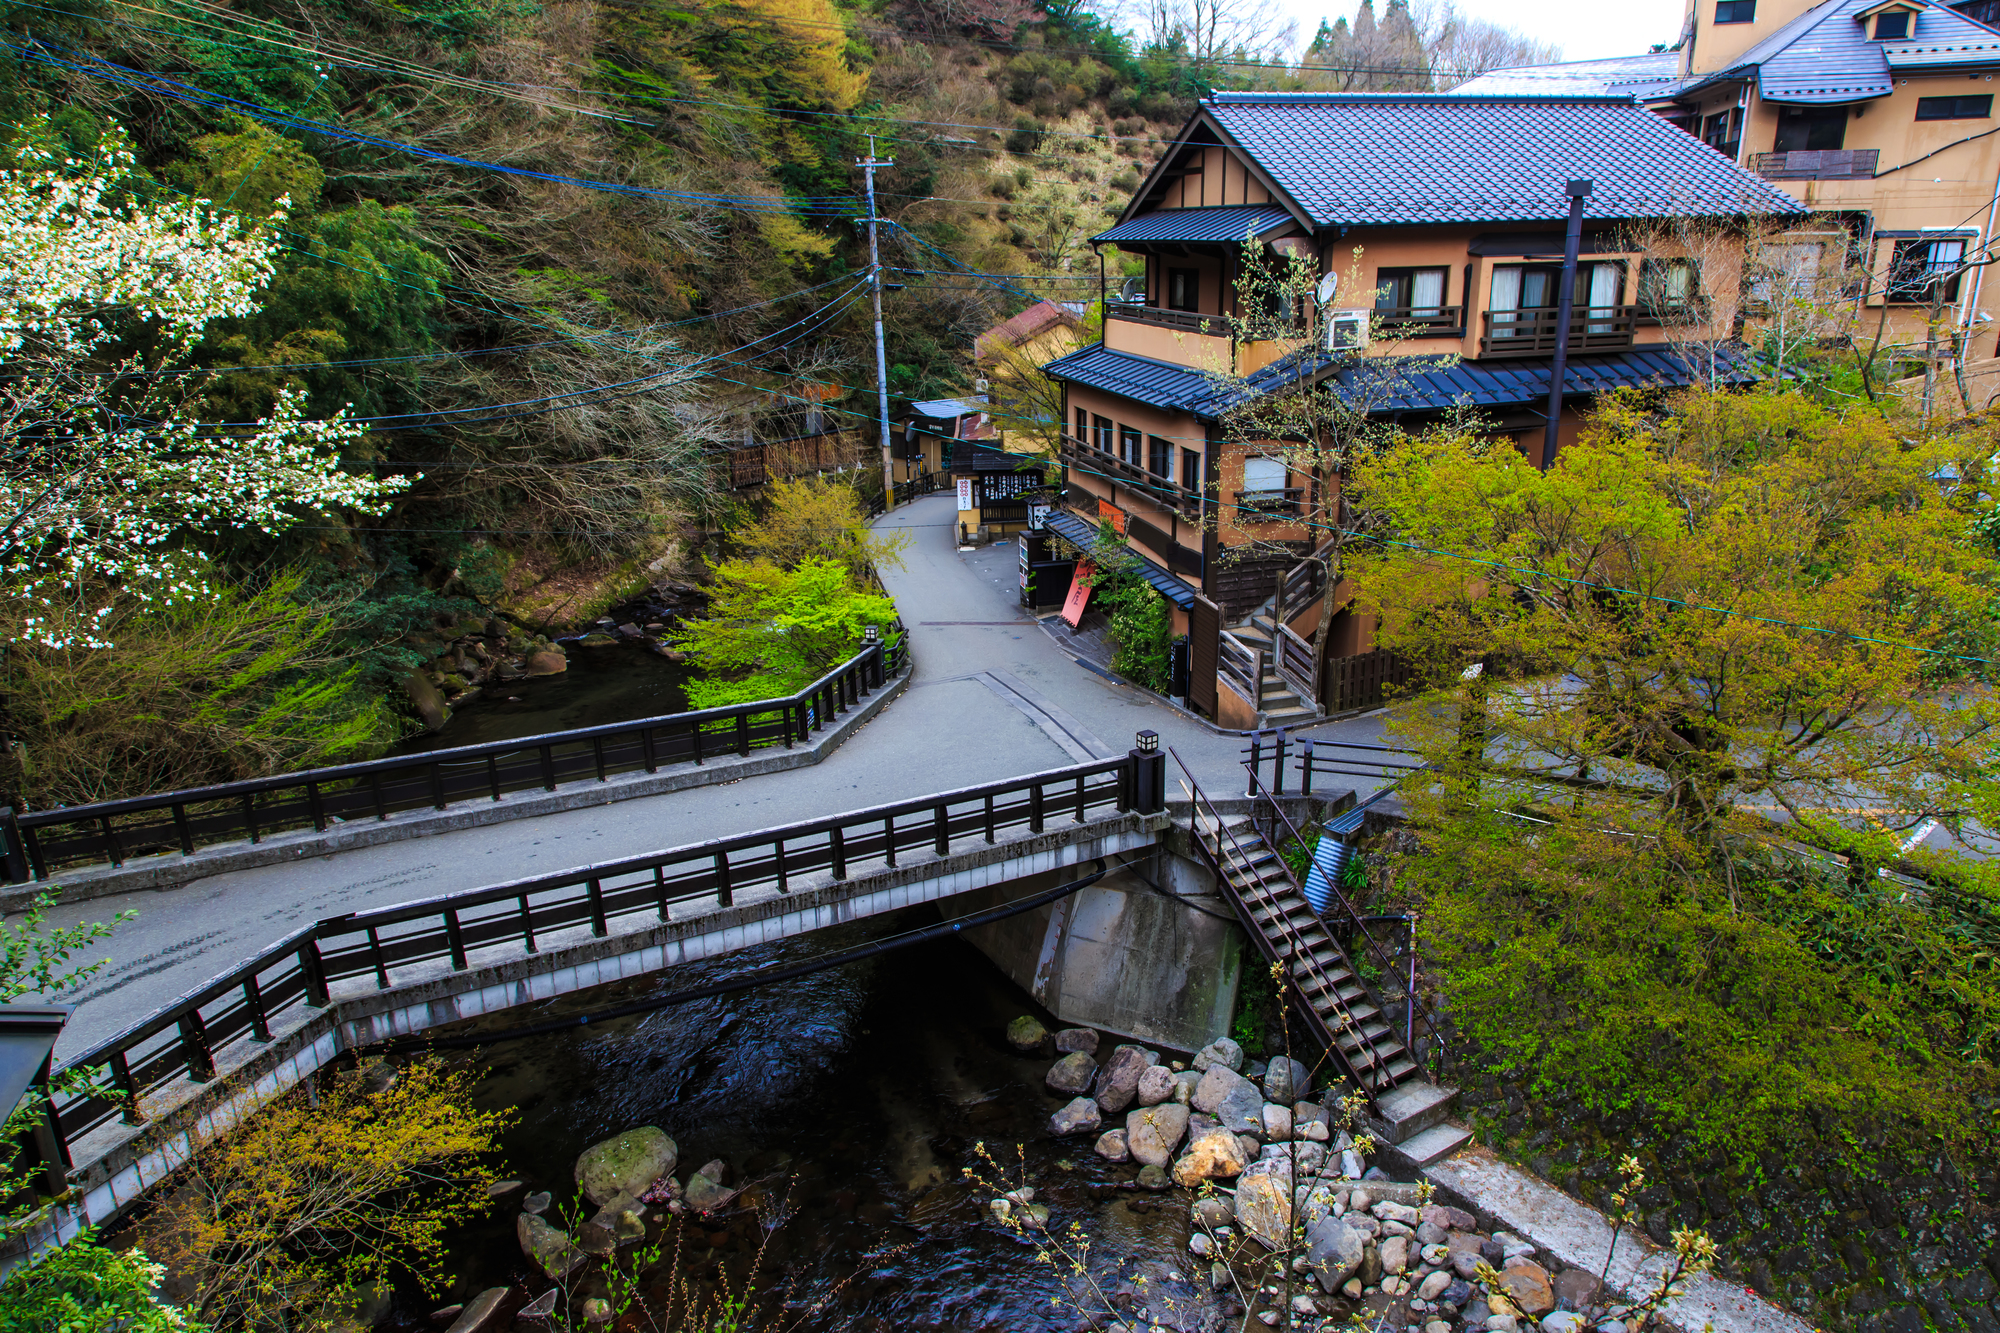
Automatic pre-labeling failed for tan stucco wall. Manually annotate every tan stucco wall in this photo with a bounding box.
[1105,317,1234,370]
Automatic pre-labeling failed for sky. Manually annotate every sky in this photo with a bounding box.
[1274,0,1691,63]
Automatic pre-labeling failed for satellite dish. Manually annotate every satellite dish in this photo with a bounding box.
[1315,272,1339,304]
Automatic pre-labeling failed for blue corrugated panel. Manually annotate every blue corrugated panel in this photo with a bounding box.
[1093,205,1295,244]
[1302,835,1350,916]
[1043,511,1198,608]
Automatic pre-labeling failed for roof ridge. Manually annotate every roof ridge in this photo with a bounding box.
[1205,92,1640,104]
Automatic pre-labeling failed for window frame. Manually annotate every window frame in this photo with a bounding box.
[1701,107,1743,158]
[1373,266,1452,315]
[1091,413,1114,453]
[1915,95,1993,121]
[1118,424,1143,468]
[1074,407,1087,445]
[1180,447,1202,495]
[1637,257,1705,324]
[1166,267,1201,312]
[1714,0,1755,22]
[1773,105,1847,153]
[1886,236,1967,305]
[1873,10,1910,39]
[1148,435,1173,479]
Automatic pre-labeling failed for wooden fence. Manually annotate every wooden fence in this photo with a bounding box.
[1322,648,1412,714]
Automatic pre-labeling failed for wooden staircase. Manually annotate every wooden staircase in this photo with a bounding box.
[1226,612,1319,725]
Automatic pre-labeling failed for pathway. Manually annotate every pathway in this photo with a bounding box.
[35,493,1391,1057]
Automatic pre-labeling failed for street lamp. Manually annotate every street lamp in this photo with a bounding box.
[1135,729,1159,753]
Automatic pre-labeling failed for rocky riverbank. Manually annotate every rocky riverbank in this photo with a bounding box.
[1013,1018,1647,1333]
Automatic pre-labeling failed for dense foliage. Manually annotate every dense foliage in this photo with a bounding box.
[1346,389,2000,1151]
[0,1234,201,1333]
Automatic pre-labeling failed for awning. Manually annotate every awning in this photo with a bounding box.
[1092,206,1296,246]
[1043,511,1198,610]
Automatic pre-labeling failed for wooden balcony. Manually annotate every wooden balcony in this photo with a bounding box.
[1374,305,1465,337]
[1060,433,1203,517]
[1749,149,1878,181]
[1107,303,1229,336]
[1478,305,1637,359]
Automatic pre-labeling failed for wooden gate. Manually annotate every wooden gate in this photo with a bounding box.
[1188,595,1220,716]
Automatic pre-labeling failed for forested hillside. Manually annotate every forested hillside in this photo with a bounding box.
[0,0,1549,801]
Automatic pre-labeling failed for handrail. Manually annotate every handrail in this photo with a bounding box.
[1168,747,1395,1100]
[1218,632,1263,708]
[38,754,1152,1166]
[11,641,907,880]
[1272,622,1317,708]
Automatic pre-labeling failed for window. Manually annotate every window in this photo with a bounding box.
[1180,447,1202,494]
[1639,258,1703,319]
[1167,268,1200,311]
[1773,105,1847,152]
[1714,0,1755,21]
[1916,95,1993,120]
[1074,407,1087,444]
[1488,262,1625,334]
[1119,424,1142,467]
[1374,267,1449,314]
[1149,435,1173,478]
[1702,107,1743,158]
[1748,242,1825,304]
[1239,456,1289,515]
[1874,10,1910,38]
[1092,413,1113,453]
[1888,236,1967,303]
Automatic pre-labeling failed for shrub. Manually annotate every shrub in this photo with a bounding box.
[673,558,897,707]
[0,1234,201,1333]
[1004,115,1045,154]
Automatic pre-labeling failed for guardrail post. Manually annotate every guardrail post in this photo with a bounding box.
[299,936,330,1006]
[0,808,29,884]
[1029,783,1044,834]
[714,852,733,907]
[429,762,447,811]
[445,907,468,970]
[830,826,847,880]
[307,782,328,832]
[1300,739,1314,797]
[178,1010,217,1082]
[1246,732,1263,798]
[1272,730,1287,798]
[31,1096,68,1195]
[110,1051,145,1126]
[1130,732,1165,814]
[587,878,608,936]
[735,712,750,758]
[243,972,272,1041]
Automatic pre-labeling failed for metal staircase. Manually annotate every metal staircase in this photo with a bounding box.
[1171,747,1472,1163]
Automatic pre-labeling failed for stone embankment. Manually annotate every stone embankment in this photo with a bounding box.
[1014,1016,1642,1333]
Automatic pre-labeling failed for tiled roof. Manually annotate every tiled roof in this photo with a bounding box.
[1454,53,1680,97]
[1043,511,1198,608]
[950,438,1040,472]
[1640,0,2000,105]
[974,300,1081,359]
[1043,341,1769,418]
[1092,205,1296,244]
[1200,94,1803,226]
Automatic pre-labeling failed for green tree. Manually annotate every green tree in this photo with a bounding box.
[732,475,909,574]
[0,1233,202,1333]
[673,557,896,707]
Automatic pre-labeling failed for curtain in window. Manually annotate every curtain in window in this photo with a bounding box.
[1586,263,1621,333]
[1242,457,1286,494]
[1409,269,1445,316]
[1489,266,1523,337]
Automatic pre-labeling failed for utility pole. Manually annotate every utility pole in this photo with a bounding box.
[1543,178,1593,470]
[859,138,896,509]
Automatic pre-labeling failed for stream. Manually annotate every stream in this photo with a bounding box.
[393,918,1197,1332]
[391,642,693,755]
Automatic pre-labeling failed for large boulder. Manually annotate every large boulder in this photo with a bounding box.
[517,1213,584,1278]
[1234,1158,1295,1250]
[1191,1065,1265,1134]
[1136,1065,1177,1106]
[1049,1096,1102,1136]
[1262,1057,1309,1103]
[1096,1044,1156,1114]
[1045,1052,1096,1094]
[1192,1037,1243,1072]
[1053,1027,1099,1055]
[442,1289,512,1333]
[1305,1215,1368,1293]
[1171,1129,1247,1187]
[1125,1103,1190,1168]
[575,1127,677,1206]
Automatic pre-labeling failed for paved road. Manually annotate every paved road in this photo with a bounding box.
[34,493,1393,1057]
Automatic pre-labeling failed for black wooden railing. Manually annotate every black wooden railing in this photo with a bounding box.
[1107,304,1228,336]
[28,753,1162,1174]
[5,641,908,882]
[1479,305,1637,358]
[1373,304,1464,336]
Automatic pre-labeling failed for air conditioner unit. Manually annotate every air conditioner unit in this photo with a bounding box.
[1324,308,1372,352]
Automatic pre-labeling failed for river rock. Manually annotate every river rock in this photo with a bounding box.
[525,650,567,676]
[685,1161,738,1214]
[1173,1070,1202,1102]
[1542,1314,1587,1333]
[1192,1037,1243,1072]
[1191,1066,1266,1133]
[1424,1203,1477,1231]
[1262,1057,1308,1103]
[1136,1164,1171,1190]
[1096,1044,1156,1113]
[1419,1271,1453,1301]
[1301,1119,1329,1142]
[1046,1052,1096,1094]
[517,1213,584,1277]
[1007,1016,1050,1051]
[1054,1027,1099,1055]
[1171,1129,1248,1186]
[1235,1159,1294,1250]
[1499,1259,1556,1316]
[1096,1128,1130,1161]
[1261,1102,1293,1142]
[575,1127,677,1206]
[485,1179,525,1199]
[522,1190,552,1215]
[1374,1200,1422,1225]
[1193,1194,1235,1229]
[1553,1269,1604,1310]
[1049,1096,1102,1136]
[1137,1065,1177,1106]
[1305,1215,1368,1292]
[1381,1235,1410,1275]
[442,1289,511,1333]
[1126,1102,1190,1167]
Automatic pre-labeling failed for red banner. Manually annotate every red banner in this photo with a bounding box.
[1061,560,1095,627]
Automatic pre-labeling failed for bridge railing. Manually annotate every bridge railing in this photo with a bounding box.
[5,640,907,882]
[35,750,1160,1169]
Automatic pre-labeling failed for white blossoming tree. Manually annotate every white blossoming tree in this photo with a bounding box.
[0,122,410,648]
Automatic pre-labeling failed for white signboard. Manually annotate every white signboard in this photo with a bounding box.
[956,478,974,509]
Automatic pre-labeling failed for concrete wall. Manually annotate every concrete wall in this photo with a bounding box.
[961,857,1241,1054]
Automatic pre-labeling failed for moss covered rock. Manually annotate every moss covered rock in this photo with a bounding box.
[574,1125,677,1206]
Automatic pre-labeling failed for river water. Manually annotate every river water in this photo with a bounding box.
[391,643,692,755]
[392,918,1197,1333]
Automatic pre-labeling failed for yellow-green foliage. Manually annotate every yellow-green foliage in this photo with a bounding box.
[732,475,909,573]
[146,1057,513,1332]
[674,558,895,707]
[1347,389,2000,1150]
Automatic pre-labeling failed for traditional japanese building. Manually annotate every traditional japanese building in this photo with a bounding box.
[1040,92,1800,726]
